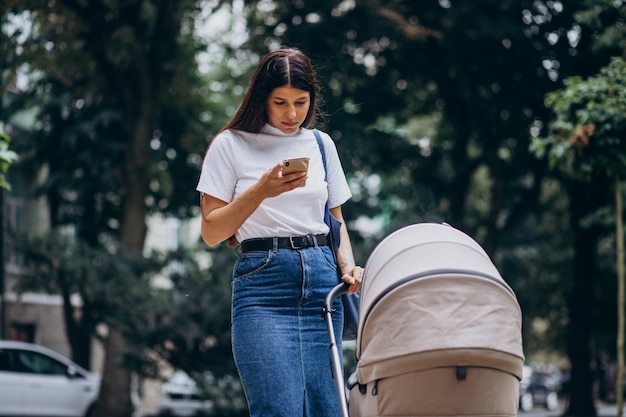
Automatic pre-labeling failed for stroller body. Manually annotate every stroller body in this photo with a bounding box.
[328,223,524,417]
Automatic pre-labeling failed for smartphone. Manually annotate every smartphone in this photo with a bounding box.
[282,157,310,174]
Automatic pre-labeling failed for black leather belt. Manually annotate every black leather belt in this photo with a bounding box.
[240,234,328,252]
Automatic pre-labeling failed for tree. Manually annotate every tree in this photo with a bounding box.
[236,1,617,283]
[237,2,622,414]
[533,57,626,416]
[0,121,17,340]
[1,1,237,415]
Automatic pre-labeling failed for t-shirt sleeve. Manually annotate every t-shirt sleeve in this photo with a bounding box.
[196,132,237,203]
[321,132,352,209]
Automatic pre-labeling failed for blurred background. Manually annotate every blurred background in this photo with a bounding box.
[1,1,626,416]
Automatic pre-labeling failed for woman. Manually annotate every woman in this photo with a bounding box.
[196,47,362,417]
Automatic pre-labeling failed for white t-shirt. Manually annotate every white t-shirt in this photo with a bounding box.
[196,124,352,243]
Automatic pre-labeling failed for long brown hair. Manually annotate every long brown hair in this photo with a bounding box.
[222,47,321,133]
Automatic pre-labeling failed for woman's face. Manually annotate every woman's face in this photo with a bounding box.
[266,85,311,134]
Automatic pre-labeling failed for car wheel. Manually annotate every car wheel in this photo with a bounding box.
[545,392,559,411]
[520,392,534,412]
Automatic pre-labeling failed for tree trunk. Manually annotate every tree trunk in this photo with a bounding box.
[60,272,92,370]
[62,1,177,415]
[93,329,133,417]
[93,95,155,417]
[616,173,624,417]
[564,179,601,417]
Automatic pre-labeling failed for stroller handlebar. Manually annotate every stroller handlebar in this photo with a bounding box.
[323,282,350,316]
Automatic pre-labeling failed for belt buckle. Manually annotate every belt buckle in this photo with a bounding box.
[289,236,303,249]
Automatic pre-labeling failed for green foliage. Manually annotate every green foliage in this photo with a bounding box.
[0,122,18,190]
[575,0,626,54]
[534,57,626,179]
[239,0,593,248]
[2,1,249,414]
[531,48,626,411]
[3,1,220,221]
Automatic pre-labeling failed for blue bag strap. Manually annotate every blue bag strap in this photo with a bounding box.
[313,129,331,213]
[314,131,360,343]
[313,129,328,181]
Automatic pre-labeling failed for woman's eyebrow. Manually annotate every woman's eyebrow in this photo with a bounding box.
[270,94,310,101]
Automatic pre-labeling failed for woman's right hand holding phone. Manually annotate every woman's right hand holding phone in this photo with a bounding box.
[200,162,307,246]
[255,162,307,197]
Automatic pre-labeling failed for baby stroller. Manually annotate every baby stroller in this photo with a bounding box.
[324,223,524,417]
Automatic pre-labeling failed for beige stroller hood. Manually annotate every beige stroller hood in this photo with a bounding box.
[349,223,524,417]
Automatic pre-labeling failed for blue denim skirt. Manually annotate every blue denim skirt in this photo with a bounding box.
[231,244,344,417]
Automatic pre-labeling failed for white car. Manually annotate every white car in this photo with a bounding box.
[158,370,213,417]
[0,340,101,417]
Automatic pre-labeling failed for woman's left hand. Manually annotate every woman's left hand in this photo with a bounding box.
[341,266,363,294]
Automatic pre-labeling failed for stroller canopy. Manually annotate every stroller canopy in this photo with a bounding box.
[356,223,524,385]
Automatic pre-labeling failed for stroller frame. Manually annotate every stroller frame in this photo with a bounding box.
[323,282,352,417]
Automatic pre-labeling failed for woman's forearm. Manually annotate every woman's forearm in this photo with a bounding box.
[200,186,265,246]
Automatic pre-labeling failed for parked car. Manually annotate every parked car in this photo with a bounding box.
[0,340,101,417]
[158,370,213,417]
[519,364,561,412]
